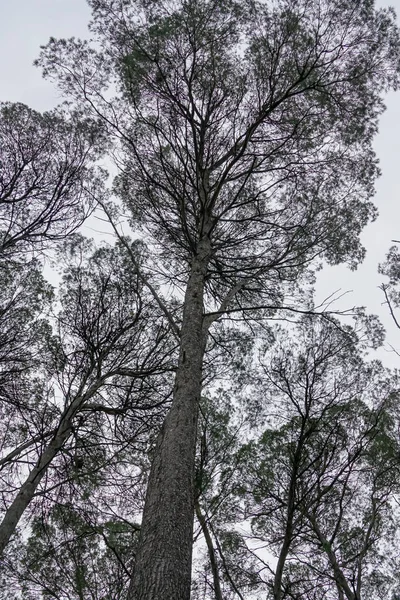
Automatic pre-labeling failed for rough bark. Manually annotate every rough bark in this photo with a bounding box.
[0,379,101,557]
[128,238,211,600]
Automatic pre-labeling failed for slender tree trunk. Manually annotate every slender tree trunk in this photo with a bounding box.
[212,525,245,600]
[273,479,296,600]
[195,501,223,600]
[308,514,356,600]
[0,379,101,557]
[336,583,345,600]
[0,433,69,557]
[128,238,211,600]
[273,437,305,600]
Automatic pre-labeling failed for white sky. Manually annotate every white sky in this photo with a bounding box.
[1,0,400,366]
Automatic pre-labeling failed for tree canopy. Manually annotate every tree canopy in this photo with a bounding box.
[1,1,400,599]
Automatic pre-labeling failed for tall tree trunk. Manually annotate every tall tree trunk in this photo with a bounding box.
[128,238,210,600]
[0,379,101,556]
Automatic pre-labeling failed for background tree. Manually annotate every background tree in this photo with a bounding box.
[36,1,400,597]
[0,101,106,259]
[0,97,112,564]
[380,242,400,339]
[0,236,175,561]
[193,319,400,600]
[6,500,139,599]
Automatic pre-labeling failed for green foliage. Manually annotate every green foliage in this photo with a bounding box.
[19,504,138,600]
[0,101,106,257]
[193,319,400,599]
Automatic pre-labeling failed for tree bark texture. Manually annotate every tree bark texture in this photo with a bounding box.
[128,239,210,600]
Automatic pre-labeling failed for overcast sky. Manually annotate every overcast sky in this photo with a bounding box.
[1,0,400,366]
